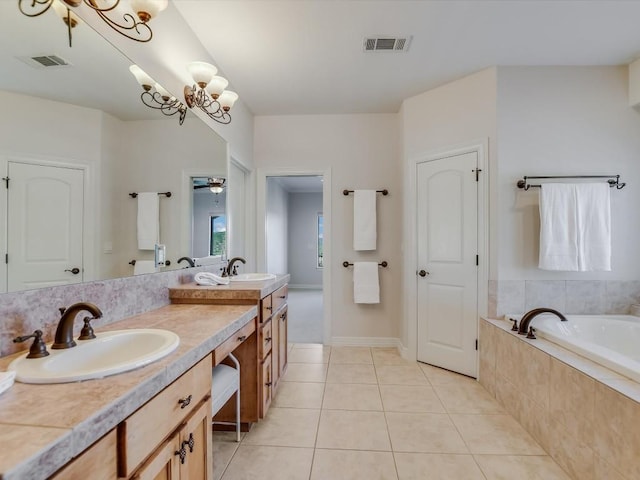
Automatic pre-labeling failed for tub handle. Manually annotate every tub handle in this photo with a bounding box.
[526,327,536,340]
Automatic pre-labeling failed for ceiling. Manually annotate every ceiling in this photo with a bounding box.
[173,0,640,115]
[270,175,324,193]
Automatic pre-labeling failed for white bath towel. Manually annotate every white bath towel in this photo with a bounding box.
[575,183,611,271]
[133,260,158,275]
[195,272,230,286]
[137,192,159,250]
[353,262,380,304]
[353,190,377,251]
[539,184,579,271]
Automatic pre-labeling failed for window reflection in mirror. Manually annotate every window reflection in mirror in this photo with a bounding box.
[192,177,227,260]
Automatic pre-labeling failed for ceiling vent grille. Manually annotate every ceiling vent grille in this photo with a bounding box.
[17,54,72,69]
[363,36,411,52]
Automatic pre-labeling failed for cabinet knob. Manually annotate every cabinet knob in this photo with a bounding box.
[178,394,192,409]
[183,433,195,453]
[265,306,273,311]
[279,295,286,299]
[237,335,247,342]
[174,444,187,464]
[265,337,272,343]
[265,381,272,387]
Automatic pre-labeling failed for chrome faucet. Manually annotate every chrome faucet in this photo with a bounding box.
[517,307,567,339]
[223,256,246,277]
[52,302,103,349]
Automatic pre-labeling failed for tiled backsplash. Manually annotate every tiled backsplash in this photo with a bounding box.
[0,264,222,357]
[488,280,640,318]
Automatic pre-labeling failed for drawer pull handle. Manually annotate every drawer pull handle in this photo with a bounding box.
[175,444,187,464]
[281,313,287,321]
[279,295,286,299]
[178,394,192,409]
[265,306,273,311]
[265,337,272,342]
[237,335,247,342]
[184,433,195,453]
[265,381,272,387]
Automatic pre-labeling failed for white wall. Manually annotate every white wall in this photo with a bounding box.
[266,178,289,274]
[497,66,640,281]
[255,114,401,341]
[400,68,497,348]
[288,192,323,287]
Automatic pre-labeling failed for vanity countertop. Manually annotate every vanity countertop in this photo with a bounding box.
[0,303,257,480]
[169,274,290,303]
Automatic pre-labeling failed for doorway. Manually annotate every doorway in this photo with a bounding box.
[412,145,487,378]
[264,175,325,344]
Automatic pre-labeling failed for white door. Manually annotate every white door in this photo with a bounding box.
[416,152,478,377]
[7,162,84,292]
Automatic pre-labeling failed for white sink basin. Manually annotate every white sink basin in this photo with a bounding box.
[230,273,277,282]
[8,329,179,384]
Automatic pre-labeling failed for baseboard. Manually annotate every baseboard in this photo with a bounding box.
[330,336,402,349]
[288,284,323,290]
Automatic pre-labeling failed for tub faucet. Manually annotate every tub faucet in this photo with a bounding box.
[52,302,103,349]
[224,257,246,277]
[517,307,567,339]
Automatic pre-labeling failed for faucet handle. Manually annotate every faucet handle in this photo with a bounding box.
[58,307,66,317]
[13,330,50,359]
[526,327,537,339]
[509,318,519,331]
[78,316,97,341]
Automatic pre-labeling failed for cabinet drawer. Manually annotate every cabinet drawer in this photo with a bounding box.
[261,353,272,417]
[261,294,273,322]
[272,285,288,313]
[52,430,117,480]
[259,320,273,360]
[214,319,256,366]
[118,355,212,477]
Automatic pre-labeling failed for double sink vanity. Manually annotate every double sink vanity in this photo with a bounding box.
[0,274,289,479]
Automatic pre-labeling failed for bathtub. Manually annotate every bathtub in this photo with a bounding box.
[510,314,640,383]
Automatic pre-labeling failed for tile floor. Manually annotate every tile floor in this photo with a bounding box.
[213,344,571,480]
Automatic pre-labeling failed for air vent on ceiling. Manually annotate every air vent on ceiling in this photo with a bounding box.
[17,54,72,69]
[363,36,412,52]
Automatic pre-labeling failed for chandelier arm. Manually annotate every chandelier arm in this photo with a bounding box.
[18,0,53,17]
[83,1,153,42]
[201,106,231,124]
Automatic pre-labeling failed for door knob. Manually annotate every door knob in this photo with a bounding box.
[65,268,80,275]
[418,270,429,277]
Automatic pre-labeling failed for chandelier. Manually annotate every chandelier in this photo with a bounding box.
[18,0,168,47]
[129,65,187,125]
[183,62,238,125]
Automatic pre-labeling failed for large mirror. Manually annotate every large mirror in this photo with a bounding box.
[0,3,228,293]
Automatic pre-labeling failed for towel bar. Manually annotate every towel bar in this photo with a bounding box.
[129,191,172,198]
[343,189,388,196]
[343,261,387,268]
[516,175,625,191]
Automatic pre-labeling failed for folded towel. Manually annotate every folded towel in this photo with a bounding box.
[195,272,230,286]
[137,192,159,250]
[353,262,380,304]
[539,184,579,271]
[353,190,377,251]
[133,260,158,275]
[575,183,611,271]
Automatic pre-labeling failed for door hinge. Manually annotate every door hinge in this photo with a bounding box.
[476,254,479,266]
[472,168,482,182]
[2,177,8,189]
[475,339,478,351]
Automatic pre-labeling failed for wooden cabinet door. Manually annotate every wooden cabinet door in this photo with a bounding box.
[278,306,288,379]
[180,398,213,480]
[261,353,272,417]
[132,436,180,480]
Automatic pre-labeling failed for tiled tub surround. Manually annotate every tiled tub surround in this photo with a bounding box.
[488,280,640,319]
[479,317,640,480]
[0,264,224,357]
[0,302,257,479]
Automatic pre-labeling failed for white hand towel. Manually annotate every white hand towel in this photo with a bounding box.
[353,262,380,304]
[133,260,158,275]
[137,192,159,250]
[353,190,377,251]
[538,184,579,271]
[195,272,230,286]
[575,183,611,271]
